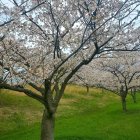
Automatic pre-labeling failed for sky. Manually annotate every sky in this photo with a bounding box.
[0,0,14,7]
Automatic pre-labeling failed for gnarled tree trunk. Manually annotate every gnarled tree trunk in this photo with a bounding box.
[41,109,55,140]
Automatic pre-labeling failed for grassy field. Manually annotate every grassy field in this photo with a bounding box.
[0,85,140,140]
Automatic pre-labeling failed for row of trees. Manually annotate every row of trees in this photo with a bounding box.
[100,52,140,111]
[0,0,140,140]
[74,52,140,111]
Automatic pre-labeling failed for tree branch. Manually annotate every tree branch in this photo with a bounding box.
[0,83,44,104]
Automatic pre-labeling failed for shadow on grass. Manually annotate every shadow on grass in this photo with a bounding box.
[124,109,140,114]
[56,136,100,140]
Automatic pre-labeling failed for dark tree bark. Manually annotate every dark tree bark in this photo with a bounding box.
[131,88,137,103]
[120,86,127,112]
[131,93,136,103]
[41,109,55,140]
[121,96,127,112]
[86,85,89,93]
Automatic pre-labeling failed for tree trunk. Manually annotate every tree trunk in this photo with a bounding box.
[86,86,89,93]
[102,88,105,94]
[131,93,136,103]
[120,86,127,112]
[131,89,136,103]
[41,109,55,140]
[121,97,127,112]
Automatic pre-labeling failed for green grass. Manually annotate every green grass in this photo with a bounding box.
[0,86,140,140]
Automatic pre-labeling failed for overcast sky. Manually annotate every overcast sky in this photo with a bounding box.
[1,0,14,7]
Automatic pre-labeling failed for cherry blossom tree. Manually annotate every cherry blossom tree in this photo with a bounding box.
[100,52,140,111]
[71,65,98,92]
[0,0,140,139]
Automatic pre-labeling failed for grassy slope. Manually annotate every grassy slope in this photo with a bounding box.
[0,85,140,140]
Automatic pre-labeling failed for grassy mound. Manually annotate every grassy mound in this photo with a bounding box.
[0,85,140,140]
